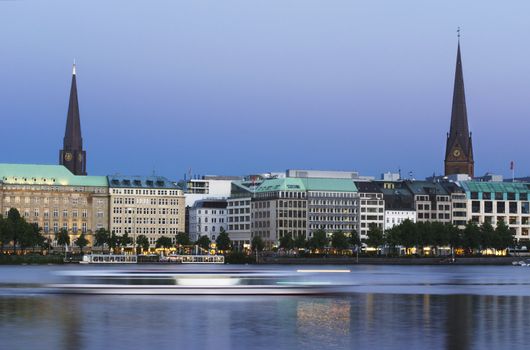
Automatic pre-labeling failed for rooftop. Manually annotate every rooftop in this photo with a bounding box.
[0,163,107,187]
[460,181,530,194]
[107,175,179,189]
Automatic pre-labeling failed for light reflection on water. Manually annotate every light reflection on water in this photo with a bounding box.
[1,265,530,349]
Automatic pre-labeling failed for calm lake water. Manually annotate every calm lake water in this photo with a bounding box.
[1,264,529,350]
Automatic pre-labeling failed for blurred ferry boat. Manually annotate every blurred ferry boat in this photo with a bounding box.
[80,254,138,264]
[49,270,348,295]
[159,254,224,264]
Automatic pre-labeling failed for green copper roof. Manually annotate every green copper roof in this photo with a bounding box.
[0,163,108,187]
[254,178,306,193]
[300,178,357,192]
[460,181,530,194]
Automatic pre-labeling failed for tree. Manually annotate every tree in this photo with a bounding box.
[251,236,265,252]
[6,208,24,253]
[18,222,36,252]
[480,222,496,250]
[118,232,133,249]
[307,228,328,251]
[495,220,515,251]
[195,235,211,251]
[75,233,89,254]
[349,229,361,247]
[399,219,418,251]
[0,215,6,251]
[107,232,119,253]
[446,223,462,252]
[136,234,150,254]
[384,226,401,255]
[216,227,231,252]
[366,224,384,254]
[176,232,191,248]
[462,221,481,254]
[331,230,349,250]
[279,233,295,250]
[155,236,173,249]
[294,235,307,250]
[56,229,70,252]
[94,228,110,250]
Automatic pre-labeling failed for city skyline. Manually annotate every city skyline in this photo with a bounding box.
[1,1,529,179]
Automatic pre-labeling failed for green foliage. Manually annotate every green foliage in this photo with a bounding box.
[94,228,110,247]
[175,232,191,246]
[195,235,211,251]
[136,234,150,253]
[279,233,295,250]
[349,229,361,247]
[118,232,133,247]
[366,224,384,250]
[495,220,515,250]
[155,236,173,249]
[331,230,350,250]
[216,227,231,252]
[75,233,89,252]
[56,229,70,247]
[307,229,328,250]
[251,236,265,252]
[462,221,481,251]
[107,232,119,251]
[294,235,307,249]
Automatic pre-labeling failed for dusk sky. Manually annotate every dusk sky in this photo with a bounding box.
[1,1,529,180]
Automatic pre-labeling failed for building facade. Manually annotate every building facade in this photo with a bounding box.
[108,175,185,247]
[355,182,385,239]
[404,181,452,224]
[460,181,530,241]
[0,164,108,246]
[251,178,308,246]
[304,178,359,238]
[188,199,228,242]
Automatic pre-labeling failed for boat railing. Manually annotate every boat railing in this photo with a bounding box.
[82,254,138,264]
[163,255,225,264]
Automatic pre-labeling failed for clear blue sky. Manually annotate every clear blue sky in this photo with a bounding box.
[1,0,529,180]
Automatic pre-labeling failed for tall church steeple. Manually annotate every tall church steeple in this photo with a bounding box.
[59,63,87,175]
[445,31,474,177]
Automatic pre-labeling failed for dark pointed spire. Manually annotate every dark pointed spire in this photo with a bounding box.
[444,30,474,178]
[64,63,83,150]
[60,63,87,175]
[448,40,471,154]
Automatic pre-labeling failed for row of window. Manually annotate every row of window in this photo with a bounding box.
[112,207,179,215]
[470,192,528,201]
[3,196,104,206]
[112,197,179,205]
[6,208,103,218]
[111,189,180,196]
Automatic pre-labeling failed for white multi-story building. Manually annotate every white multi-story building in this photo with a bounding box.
[184,175,240,207]
[459,181,530,241]
[384,210,416,230]
[188,199,228,242]
[355,181,385,238]
[108,175,185,247]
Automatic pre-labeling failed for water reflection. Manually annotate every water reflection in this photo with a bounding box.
[1,293,529,350]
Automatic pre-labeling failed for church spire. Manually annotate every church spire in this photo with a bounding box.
[444,30,474,177]
[60,63,87,175]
